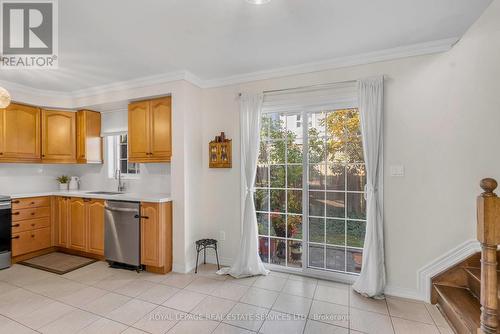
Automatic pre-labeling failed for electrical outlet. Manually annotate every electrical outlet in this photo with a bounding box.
[219,231,226,241]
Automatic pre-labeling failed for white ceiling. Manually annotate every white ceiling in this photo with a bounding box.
[0,0,493,92]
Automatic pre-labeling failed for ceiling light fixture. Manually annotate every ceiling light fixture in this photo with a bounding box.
[246,0,271,5]
[0,87,11,108]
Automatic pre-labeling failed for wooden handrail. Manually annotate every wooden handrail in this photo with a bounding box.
[477,178,500,334]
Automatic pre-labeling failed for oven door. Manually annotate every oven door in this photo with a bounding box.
[0,202,12,253]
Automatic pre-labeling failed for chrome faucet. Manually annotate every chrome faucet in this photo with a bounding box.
[115,169,125,192]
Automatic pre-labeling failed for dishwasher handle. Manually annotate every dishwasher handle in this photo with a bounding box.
[104,206,139,214]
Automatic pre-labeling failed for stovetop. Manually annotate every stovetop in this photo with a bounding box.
[0,195,11,202]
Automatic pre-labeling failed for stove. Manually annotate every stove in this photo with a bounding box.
[0,196,11,270]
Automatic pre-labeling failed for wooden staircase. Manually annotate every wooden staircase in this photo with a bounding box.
[432,178,500,334]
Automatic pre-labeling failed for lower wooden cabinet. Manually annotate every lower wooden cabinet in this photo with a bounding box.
[69,198,87,251]
[87,199,105,255]
[12,227,50,256]
[56,197,105,255]
[140,202,172,272]
[55,197,69,247]
[11,196,51,257]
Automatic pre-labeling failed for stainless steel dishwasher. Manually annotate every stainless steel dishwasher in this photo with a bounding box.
[104,200,141,271]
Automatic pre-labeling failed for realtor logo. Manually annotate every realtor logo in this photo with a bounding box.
[0,0,58,68]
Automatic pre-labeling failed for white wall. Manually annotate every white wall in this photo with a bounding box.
[198,0,500,298]
[0,164,77,193]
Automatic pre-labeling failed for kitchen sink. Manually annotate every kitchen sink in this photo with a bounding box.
[85,191,124,195]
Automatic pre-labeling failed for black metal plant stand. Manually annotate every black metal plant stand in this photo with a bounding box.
[195,239,220,273]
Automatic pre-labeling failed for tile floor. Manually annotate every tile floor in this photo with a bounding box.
[0,262,454,334]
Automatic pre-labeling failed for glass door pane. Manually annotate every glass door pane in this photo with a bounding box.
[256,112,304,269]
[306,109,366,275]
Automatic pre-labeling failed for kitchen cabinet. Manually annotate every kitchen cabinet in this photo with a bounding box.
[68,198,86,251]
[55,197,69,247]
[86,199,105,255]
[11,196,51,257]
[57,197,104,255]
[128,96,171,163]
[0,103,41,162]
[77,110,102,164]
[42,109,76,163]
[140,201,172,272]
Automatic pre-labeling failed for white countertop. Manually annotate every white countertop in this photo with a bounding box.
[8,190,172,203]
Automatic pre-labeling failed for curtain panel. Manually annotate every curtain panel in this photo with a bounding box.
[352,76,386,298]
[217,93,270,278]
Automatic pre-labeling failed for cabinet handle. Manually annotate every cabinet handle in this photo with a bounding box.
[12,224,20,227]
[0,152,3,155]
[30,202,35,205]
[12,236,19,239]
[12,212,20,215]
[12,200,19,204]
[31,234,35,238]
[42,155,45,157]
[31,212,35,215]
[31,223,35,226]
[134,214,149,219]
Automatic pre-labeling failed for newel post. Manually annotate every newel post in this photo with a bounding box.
[477,178,500,334]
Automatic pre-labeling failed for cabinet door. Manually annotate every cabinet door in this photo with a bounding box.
[56,197,69,247]
[140,203,161,266]
[128,101,150,161]
[69,198,87,251]
[77,110,102,164]
[76,111,86,162]
[87,199,104,255]
[150,97,171,161]
[0,103,40,161]
[42,110,76,163]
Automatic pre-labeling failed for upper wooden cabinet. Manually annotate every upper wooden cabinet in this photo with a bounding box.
[42,110,77,163]
[77,110,102,164]
[128,96,171,163]
[0,103,41,162]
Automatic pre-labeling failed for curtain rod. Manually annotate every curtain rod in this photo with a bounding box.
[238,79,358,97]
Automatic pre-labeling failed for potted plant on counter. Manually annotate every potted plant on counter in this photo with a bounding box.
[57,175,69,191]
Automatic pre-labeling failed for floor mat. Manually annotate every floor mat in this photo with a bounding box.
[19,252,97,275]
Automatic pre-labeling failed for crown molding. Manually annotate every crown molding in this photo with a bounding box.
[199,37,459,88]
[70,70,196,98]
[0,37,458,104]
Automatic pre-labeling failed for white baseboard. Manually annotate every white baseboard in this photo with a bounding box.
[384,285,423,301]
[197,254,233,267]
[417,239,480,302]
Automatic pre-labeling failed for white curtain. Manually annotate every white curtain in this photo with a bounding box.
[352,76,385,298]
[217,93,270,278]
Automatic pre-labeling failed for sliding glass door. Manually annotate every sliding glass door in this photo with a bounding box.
[256,108,366,276]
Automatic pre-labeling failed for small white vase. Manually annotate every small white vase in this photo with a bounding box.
[59,183,68,191]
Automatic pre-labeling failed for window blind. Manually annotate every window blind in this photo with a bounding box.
[261,81,358,114]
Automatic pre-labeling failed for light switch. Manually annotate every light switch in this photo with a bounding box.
[390,165,404,177]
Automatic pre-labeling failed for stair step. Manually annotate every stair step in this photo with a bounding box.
[433,284,480,334]
[463,267,500,300]
[464,267,480,299]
